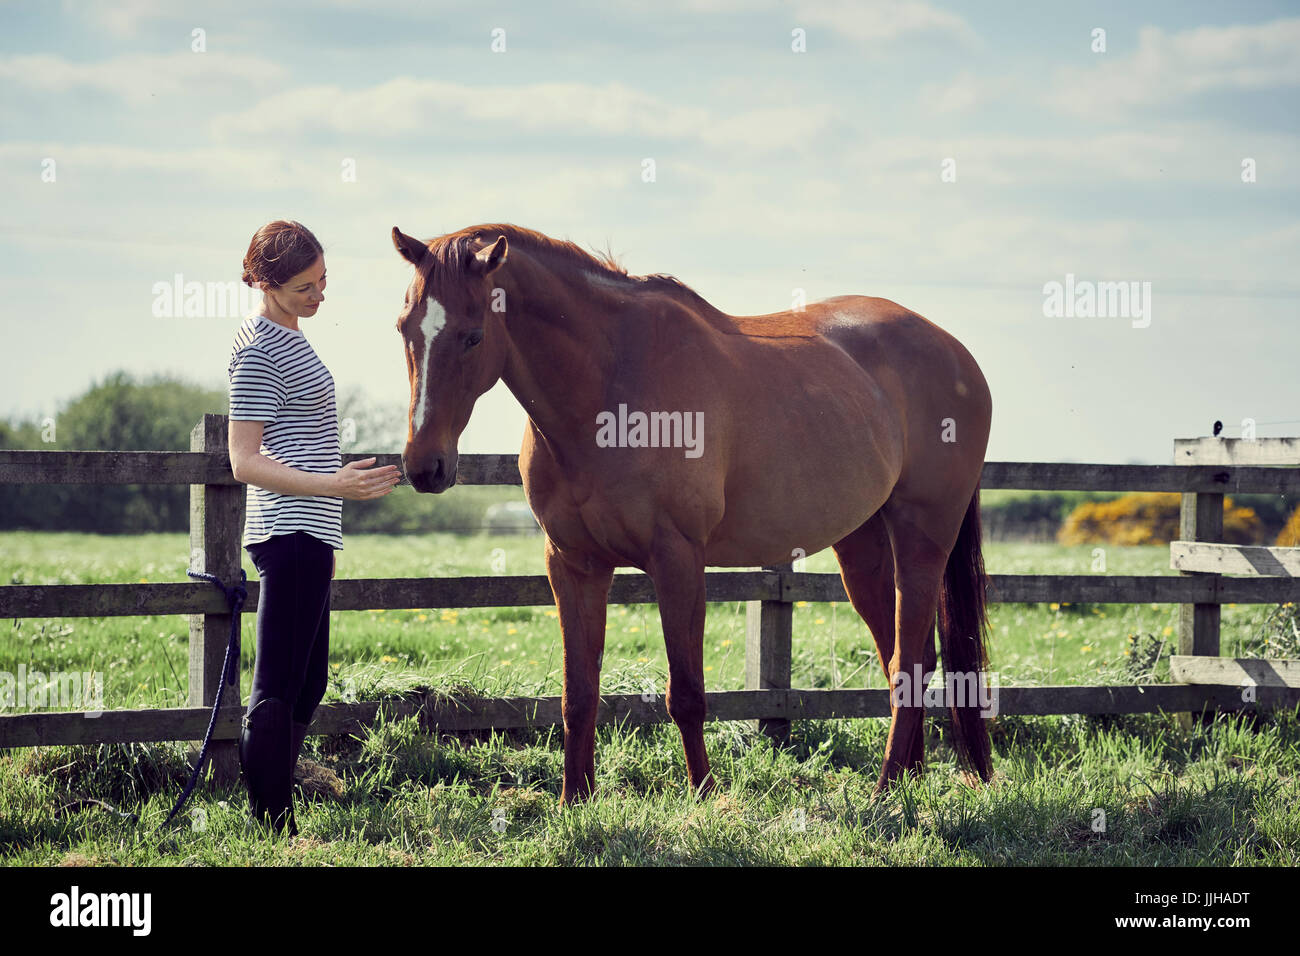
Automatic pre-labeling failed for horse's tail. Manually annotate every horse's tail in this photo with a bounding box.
[936,482,994,783]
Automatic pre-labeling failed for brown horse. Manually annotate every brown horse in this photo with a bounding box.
[392,223,994,803]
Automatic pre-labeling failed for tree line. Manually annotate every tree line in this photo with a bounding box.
[0,371,520,534]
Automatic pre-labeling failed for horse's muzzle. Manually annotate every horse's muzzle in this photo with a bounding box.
[401,451,457,494]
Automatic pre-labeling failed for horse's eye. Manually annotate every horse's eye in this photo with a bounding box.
[465,329,484,350]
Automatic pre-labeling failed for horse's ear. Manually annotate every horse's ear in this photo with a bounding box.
[392,227,428,266]
[469,235,507,276]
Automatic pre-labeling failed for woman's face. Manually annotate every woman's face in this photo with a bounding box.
[265,254,326,316]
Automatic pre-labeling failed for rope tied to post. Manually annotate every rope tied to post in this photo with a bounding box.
[154,567,247,835]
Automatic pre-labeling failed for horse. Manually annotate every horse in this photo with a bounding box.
[391,222,994,804]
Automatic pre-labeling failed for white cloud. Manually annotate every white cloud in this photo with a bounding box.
[1047,18,1300,117]
[791,0,978,46]
[697,103,837,150]
[209,77,709,140]
[0,51,286,104]
[917,71,1014,113]
[0,140,648,241]
[0,142,312,189]
[836,126,1300,185]
[59,0,176,38]
[208,76,835,152]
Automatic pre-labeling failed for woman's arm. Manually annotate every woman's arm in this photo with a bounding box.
[228,419,402,500]
[229,419,339,496]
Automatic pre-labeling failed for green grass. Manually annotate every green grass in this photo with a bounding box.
[4,710,1298,865]
[1,532,1297,865]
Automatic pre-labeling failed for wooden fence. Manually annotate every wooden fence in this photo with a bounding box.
[1,415,1298,785]
[1167,436,1300,715]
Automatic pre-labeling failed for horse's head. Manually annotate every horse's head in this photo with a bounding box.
[392,226,508,493]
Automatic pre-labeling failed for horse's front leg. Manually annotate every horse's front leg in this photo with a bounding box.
[545,538,614,805]
[646,532,713,798]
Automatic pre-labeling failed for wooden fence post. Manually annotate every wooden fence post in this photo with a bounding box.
[745,562,793,742]
[187,413,244,786]
[1177,489,1223,730]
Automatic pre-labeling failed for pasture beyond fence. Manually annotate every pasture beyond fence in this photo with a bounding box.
[1,414,1298,787]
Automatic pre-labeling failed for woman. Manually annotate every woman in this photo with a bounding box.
[227,220,400,835]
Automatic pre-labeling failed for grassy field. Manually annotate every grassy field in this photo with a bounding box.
[1,531,1298,865]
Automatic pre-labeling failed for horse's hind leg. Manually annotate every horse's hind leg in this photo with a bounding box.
[874,502,953,794]
[832,512,931,773]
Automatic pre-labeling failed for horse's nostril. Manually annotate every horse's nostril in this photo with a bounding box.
[405,454,453,493]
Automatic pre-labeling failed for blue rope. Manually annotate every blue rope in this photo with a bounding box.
[153,567,247,835]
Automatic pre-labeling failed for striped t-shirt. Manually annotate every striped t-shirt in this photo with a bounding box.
[227,313,343,550]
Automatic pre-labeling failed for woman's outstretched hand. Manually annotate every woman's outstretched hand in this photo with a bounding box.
[331,457,401,500]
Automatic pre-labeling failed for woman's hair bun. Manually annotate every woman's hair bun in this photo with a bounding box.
[241,220,323,289]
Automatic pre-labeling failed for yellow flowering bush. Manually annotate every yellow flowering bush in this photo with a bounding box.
[1277,505,1300,547]
[1057,492,1263,546]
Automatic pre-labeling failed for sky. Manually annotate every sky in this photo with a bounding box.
[1,0,1297,464]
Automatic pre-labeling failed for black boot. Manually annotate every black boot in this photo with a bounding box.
[239,697,293,834]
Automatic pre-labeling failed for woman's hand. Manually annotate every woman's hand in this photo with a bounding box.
[331,552,336,579]
[330,457,401,500]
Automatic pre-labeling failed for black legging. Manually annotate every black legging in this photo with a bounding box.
[244,530,333,725]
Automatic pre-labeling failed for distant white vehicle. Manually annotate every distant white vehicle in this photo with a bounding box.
[483,501,541,535]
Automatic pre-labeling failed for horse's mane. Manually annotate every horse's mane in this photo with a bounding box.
[424,222,717,314]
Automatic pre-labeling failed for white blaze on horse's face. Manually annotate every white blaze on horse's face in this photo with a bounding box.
[413,299,448,433]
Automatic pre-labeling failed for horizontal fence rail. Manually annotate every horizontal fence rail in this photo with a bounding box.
[7,685,1300,749]
[3,450,1300,494]
[2,423,1299,761]
[1,572,1296,620]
